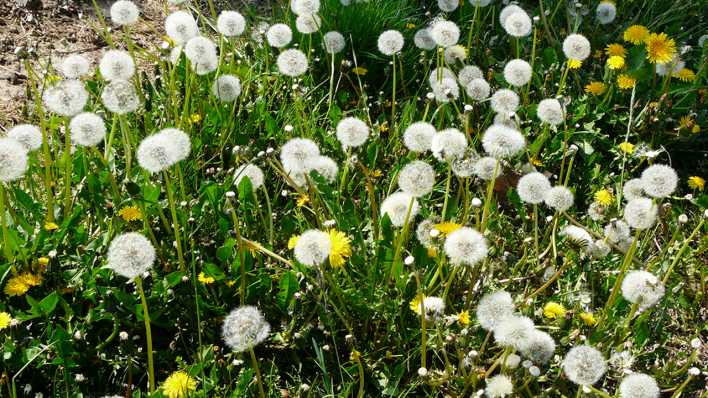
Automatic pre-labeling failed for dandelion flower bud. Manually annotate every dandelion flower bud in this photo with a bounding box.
[503,59,532,87]
[623,198,657,230]
[544,186,574,212]
[377,30,404,56]
[618,373,660,398]
[493,315,535,350]
[517,172,551,204]
[519,330,556,364]
[621,271,665,310]
[431,77,460,102]
[107,232,156,279]
[485,374,513,398]
[415,296,446,321]
[159,128,191,162]
[234,164,265,190]
[43,79,88,117]
[294,229,331,266]
[398,160,435,197]
[499,5,525,26]
[296,14,321,34]
[8,124,42,152]
[457,65,483,87]
[291,0,320,15]
[444,227,488,266]
[465,78,491,101]
[336,117,369,149]
[69,113,106,147]
[277,49,309,77]
[323,31,345,54]
[562,345,606,386]
[60,54,92,79]
[563,34,591,61]
[281,138,320,174]
[473,157,499,181]
[217,11,246,37]
[403,121,436,153]
[165,11,199,44]
[437,0,458,12]
[110,1,139,26]
[430,20,460,47]
[491,89,520,114]
[596,2,617,25]
[222,306,270,353]
[482,125,526,159]
[431,128,467,162]
[0,138,29,182]
[99,50,135,81]
[101,79,140,115]
[267,23,293,48]
[622,178,645,202]
[137,133,179,173]
[212,75,242,102]
[414,29,436,50]
[640,164,677,198]
[604,220,630,243]
[504,11,532,37]
[381,192,420,227]
[306,155,338,183]
[537,98,565,126]
[476,291,514,330]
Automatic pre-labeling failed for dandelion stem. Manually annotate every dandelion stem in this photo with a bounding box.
[0,184,14,264]
[389,197,415,281]
[441,164,452,220]
[391,54,397,132]
[135,277,155,394]
[249,347,266,398]
[480,161,500,233]
[62,119,73,218]
[603,229,642,314]
[163,171,186,271]
[661,219,704,285]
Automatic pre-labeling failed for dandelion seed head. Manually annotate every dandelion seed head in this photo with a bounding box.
[306,155,339,183]
[561,225,593,254]
[431,128,467,162]
[465,78,491,101]
[544,186,574,211]
[494,315,535,350]
[43,79,88,117]
[624,198,657,230]
[429,67,456,85]
[294,229,331,266]
[437,0,459,12]
[416,218,437,246]
[60,54,91,79]
[101,79,140,115]
[136,133,179,173]
[443,45,467,65]
[517,172,551,204]
[491,89,520,114]
[403,121,436,153]
[234,164,265,190]
[99,50,135,81]
[110,1,139,25]
[291,0,320,15]
[457,65,483,87]
[537,98,565,126]
[622,178,645,202]
[165,11,199,44]
[381,192,420,227]
[185,36,217,64]
[296,14,321,34]
[336,117,369,148]
[604,220,630,243]
[107,232,156,279]
[451,149,479,177]
[377,30,404,56]
[520,330,556,364]
[621,271,665,310]
[8,124,42,152]
[323,31,345,54]
[277,49,309,77]
[470,0,492,6]
[562,345,607,386]
[504,11,532,37]
[640,164,677,198]
[503,59,532,87]
[655,55,684,76]
[417,296,446,321]
[69,113,106,147]
[267,23,293,48]
[0,138,29,182]
[473,156,499,181]
[499,5,525,26]
[414,29,436,50]
[619,373,660,398]
[430,20,460,47]
[281,138,320,174]
[212,75,242,102]
[485,374,513,397]
[596,2,617,25]
[398,160,435,197]
[159,128,191,162]
[482,125,526,159]
[444,227,488,266]
[563,34,592,61]
[431,77,460,102]
[222,306,270,353]
[217,11,246,37]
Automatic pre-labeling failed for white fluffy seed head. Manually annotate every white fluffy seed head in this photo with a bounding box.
[517,172,551,204]
[398,160,435,197]
[8,124,42,152]
[503,59,532,87]
[212,75,242,102]
[430,20,460,47]
[277,49,309,77]
[470,0,492,6]
[621,271,665,310]
[443,45,466,65]
[482,125,526,159]
[110,1,139,25]
[217,11,246,37]
[444,227,488,266]
[429,67,456,85]
[280,138,320,174]
[623,178,645,202]
[431,128,467,162]
[291,0,320,15]
[537,98,565,126]
[43,79,88,117]
[185,36,217,64]
[165,11,199,44]
[234,164,265,190]
[457,65,483,87]
[69,113,106,147]
[491,89,520,114]
[107,232,156,279]
[323,31,345,54]
[476,291,514,331]
[624,198,658,230]
[562,345,607,386]
[431,77,460,102]
[520,330,556,364]
[159,128,191,162]
[306,155,339,183]
[563,34,591,61]
[596,2,617,25]
[0,138,29,182]
[222,306,270,353]
[417,296,446,321]
[100,50,135,81]
[101,79,140,115]
[590,240,611,259]
[403,122,436,153]
[377,30,404,56]
[136,133,179,173]
[416,218,437,246]
[640,164,678,198]
[60,54,92,79]
[604,220,630,243]
[193,55,218,75]
[618,373,660,398]
[504,11,532,37]
[465,78,491,101]
[267,24,293,48]
[451,149,479,177]
[485,374,513,398]
[414,29,436,50]
[296,14,321,34]
[561,225,594,253]
[381,192,420,227]
[294,229,331,266]
[544,186,574,211]
[493,315,535,350]
[499,5,524,25]
[437,0,458,12]
[473,156,499,181]
[336,117,369,148]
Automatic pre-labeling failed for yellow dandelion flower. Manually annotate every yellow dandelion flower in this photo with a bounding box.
[605,43,627,57]
[692,124,701,134]
[352,67,368,76]
[0,312,12,330]
[426,246,438,258]
[618,141,635,154]
[433,222,462,236]
[457,310,470,326]
[607,55,625,70]
[19,272,42,287]
[190,113,202,124]
[117,205,142,222]
[645,32,676,64]
[4,277,30,297]
[38,257,50,266]
[350,349,361,361]
[328,230,352,267]
[530,157,543,167]
[675,68,696,82]
[296,194,309,207]
[623,25,649,45]
[679,115,695,130]
[409,294,425,315]
[594,189,614,206]
[379,121,390,133]
[370,169,383,178]
[197,272,215,285]
[567,59,583,69]
[405,22,416,30]
[225,280,236,287]
[585,81,607,96]
[161,371,197,398]
[617,74,636,90]
[543,302,566,319]
[579,312,597,326]
[688,176,705,191]
[287,235,300,250]
[44,222,59,231]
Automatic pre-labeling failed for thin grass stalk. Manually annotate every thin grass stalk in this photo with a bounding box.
[662,218,705,284]
[604,228,642,313]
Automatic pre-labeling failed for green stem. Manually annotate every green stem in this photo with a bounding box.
[391,54,397,132]
[604,229,641,313]
[62,119,73,218]
[662,219,705,284]
[249,347,266,398]
[0,184,14,263]
[480,161,500,232]
[135,277,155,393]
[163,171,186,270]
